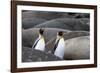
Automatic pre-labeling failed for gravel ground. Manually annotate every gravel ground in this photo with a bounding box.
[22,47,62,62]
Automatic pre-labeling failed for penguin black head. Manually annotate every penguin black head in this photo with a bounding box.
[39,28,44,35]
[58,31,63,36]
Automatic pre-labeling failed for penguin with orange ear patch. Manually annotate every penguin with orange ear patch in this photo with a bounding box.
[53,31,65,59]
[32,28,45,51]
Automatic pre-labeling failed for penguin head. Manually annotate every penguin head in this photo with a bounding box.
[39,28,45,35]
[58,31,64,36]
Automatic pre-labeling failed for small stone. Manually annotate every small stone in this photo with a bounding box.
[45,56,48,59]
[37,58,42,61]
[48,51,52,54]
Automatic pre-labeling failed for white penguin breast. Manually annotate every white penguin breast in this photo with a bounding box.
[34,37,45,51]
[54,38,65,59]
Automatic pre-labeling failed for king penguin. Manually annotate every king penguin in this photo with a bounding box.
[32,28,45,51]
[53,31,65,59]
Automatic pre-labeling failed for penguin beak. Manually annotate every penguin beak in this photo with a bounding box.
[63,32,66,35]
[63,32,68,35]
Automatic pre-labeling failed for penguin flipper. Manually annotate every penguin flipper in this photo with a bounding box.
[52,39,60,54]
[32,38,40,49]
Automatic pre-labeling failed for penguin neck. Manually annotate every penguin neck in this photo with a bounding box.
[57,36,63,39]
[39,34,43,38]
